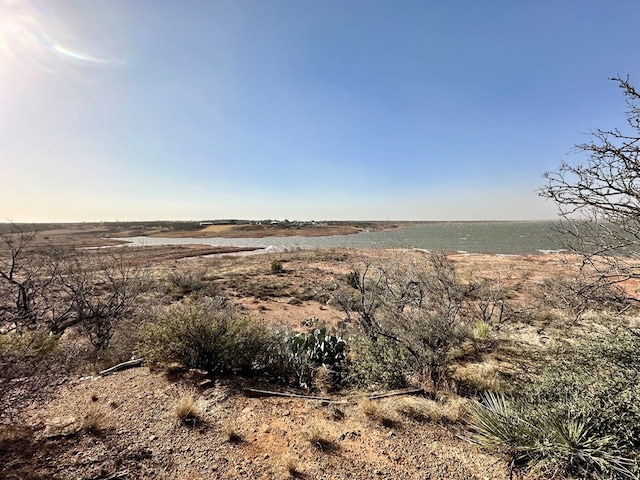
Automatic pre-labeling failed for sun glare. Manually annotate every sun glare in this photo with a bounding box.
[0,0,117,72]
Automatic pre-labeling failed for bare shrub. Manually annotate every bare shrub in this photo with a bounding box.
[333,252,507,389]
[540,76,640,304]
[0,226,144,350]
[537,273,632,322]
[0,227,68,333]
[62,250,145,349]
[0,329,67,419]
[82,404,106,433]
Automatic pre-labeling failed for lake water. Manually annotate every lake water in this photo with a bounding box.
[115,221,565,255]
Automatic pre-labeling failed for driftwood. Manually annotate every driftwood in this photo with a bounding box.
[99,358,145,377]
[243,387,424,403]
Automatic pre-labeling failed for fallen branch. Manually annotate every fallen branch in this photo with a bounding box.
[368,388,423,400]
[243,388,332,402]
[243,387,423,403]
[99,358,145,377]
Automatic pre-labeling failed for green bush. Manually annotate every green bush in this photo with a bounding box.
[343,335,416,390]
[270,260,284,274]
[138,299,273,376]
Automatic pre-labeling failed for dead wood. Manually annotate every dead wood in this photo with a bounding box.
[99,358,145,376]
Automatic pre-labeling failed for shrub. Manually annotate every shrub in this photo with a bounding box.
[270,260,284,274]
[138,299,273,376]
[396,396,468,424]
[0,329,65,417]
[522,318,640,454]
[332,253,478,390]
[166,269,206,296]
[343,335,415,390]
[82,404,106,433]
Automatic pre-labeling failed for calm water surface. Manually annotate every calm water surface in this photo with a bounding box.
[116,221,564,255]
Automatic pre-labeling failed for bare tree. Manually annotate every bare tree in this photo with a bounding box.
[61,250,144,349]
[540,76,640,300]
[0,226,70,333]
[0,225,144,348]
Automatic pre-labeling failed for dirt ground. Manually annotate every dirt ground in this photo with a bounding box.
[1,236,590,479]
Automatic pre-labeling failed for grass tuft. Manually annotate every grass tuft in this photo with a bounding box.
[174,390,201,426]
[223,419,242,443]
[306,424,336,452]
[283,454,300,476]
[82,404,106,433]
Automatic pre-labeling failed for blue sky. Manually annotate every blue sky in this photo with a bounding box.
[1,0,639,221]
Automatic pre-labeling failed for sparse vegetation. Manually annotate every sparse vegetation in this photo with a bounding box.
[3,221,640,479]
[306,423,336,452]
[333,252,506,390]
[283,454,300,476]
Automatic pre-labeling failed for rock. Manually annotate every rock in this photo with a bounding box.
[43,416,80,438]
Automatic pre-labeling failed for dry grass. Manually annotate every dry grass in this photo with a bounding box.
[394,396,469,424]
[359,397,378,419]
[454,362,502,395]
[359,397,400,428]
[223,419,242,443]
[174,390,201,426]
[282,454,300,476]
[82,404,106,433]
[325,404,345,421]
[306,423,336,452]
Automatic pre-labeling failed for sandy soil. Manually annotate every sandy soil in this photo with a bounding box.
[5,367,511,479]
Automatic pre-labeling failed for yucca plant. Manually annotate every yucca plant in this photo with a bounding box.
[469,392,637,479]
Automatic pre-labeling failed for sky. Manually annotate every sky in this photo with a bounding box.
[1,0,640,222]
